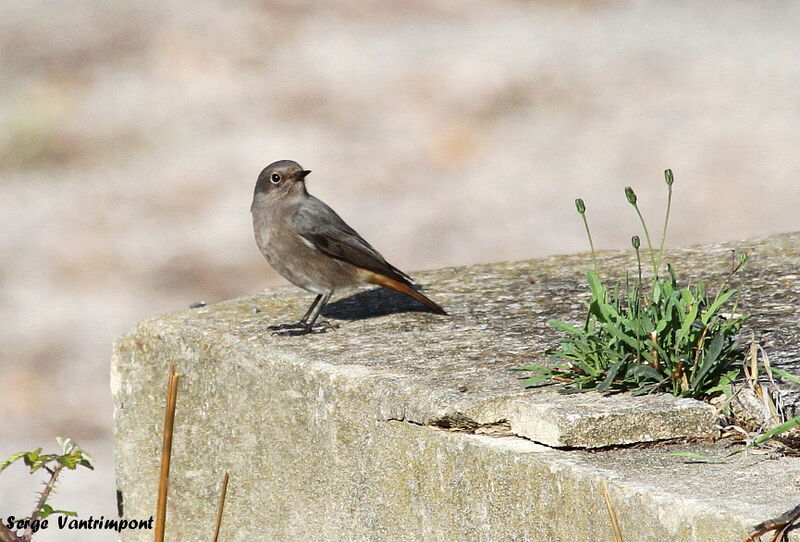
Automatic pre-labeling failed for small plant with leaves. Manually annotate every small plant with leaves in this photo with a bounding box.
[0,438,93,542]
[516,170,750,398]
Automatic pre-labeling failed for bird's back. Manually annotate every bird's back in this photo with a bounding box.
[292,195,413,285]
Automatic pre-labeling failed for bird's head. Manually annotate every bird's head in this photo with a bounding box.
[253,160,311,199]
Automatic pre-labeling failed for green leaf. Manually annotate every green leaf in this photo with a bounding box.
[0,452,27,473]
[512,365,552,372]
[40,504,54,518]
[586,270,606,302]
[629,364,663,382]
[689,334,724,390]
[58,455,79,469]
[701,289,736,325]
[599,323,642,351]
[589,299,618,324]
[522,374,556,387]
[573,357,603,378]
[705,368,741,397]
[57,437,73,455]
[667,264,677,283]
[695,282,706,303]
[547,319,585,336]
[676,303,699,345]
[23,448,42,467]
[654,316,668,334]
[597,359,625,392]
[39,504,77,519]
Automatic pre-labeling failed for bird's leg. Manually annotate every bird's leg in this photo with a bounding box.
[302,293,331,334]
[299,294,324,325]
[268,294,323,331]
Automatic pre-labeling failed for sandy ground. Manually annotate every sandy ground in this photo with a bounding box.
[1,1,799,539]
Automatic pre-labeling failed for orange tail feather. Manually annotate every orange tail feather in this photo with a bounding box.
[366,273,447,315]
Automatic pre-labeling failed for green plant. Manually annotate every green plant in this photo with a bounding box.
[669,413,800,463]
[516,170,750,398]
[0,438,93,542]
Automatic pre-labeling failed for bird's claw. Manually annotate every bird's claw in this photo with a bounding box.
[267,321,307,331]
[270,321,338,336]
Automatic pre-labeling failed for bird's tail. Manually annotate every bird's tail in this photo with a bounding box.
[366,273,448,315]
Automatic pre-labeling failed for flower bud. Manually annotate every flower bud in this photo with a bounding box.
[631,235,641,250]
[664,169,674,186]
[625,186,637,205]
[575,198,586,214]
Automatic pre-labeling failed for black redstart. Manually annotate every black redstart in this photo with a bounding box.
[251,160,447,334]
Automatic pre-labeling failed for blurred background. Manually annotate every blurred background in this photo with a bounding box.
[1,1,799,539]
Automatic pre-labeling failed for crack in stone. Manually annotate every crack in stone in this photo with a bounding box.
[386,414,513,438]
[385,414,693,451]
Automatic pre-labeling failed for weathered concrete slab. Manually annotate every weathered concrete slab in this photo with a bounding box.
[112,232,800,541]
[472,392,716,447]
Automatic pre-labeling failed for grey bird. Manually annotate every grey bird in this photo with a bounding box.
[251,160,447,334]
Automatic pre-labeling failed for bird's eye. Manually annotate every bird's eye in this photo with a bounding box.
[270,173,281,184]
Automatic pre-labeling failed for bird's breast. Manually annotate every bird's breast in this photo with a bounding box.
[252,201,359,293]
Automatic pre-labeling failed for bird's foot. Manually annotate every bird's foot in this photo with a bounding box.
[267,321,307,331]
[271,321,338,337]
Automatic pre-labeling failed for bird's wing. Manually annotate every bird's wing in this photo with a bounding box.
[291,196,413,284]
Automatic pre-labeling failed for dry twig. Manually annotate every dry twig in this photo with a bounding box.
[154,363,180,542]
[211,471,230,542]
[601,480,624,542]
[745,501,800,542]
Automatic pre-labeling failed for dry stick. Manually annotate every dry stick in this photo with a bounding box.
[745,501,800,542]
[154,363,180,542]
[211,472,230,542]
[601,480,624,542]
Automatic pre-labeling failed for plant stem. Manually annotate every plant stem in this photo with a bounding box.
[633,247,643,358]
[718,250,750,293]
[632,203,658,276]
[580,212,598,273]
[657,182,673,273]
[24,462,64,540]
[634,247,643,291]
[0,524,24,542]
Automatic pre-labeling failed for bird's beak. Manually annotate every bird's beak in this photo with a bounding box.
[299,170,312,179]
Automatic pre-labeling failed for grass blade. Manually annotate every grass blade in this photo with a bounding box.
[770,367,800,385]
[730,414,800,455]
[665,451,722,462]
